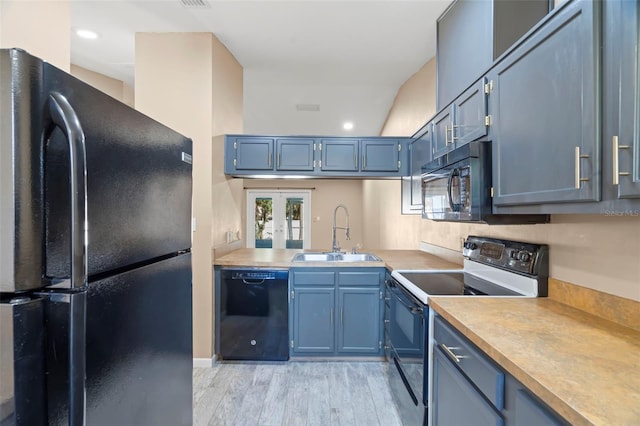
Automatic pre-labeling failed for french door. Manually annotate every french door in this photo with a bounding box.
[246,190,311,249]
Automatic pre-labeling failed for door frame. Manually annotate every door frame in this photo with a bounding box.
[246,190,312,249]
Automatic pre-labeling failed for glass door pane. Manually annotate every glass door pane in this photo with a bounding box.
[247,190,312,249]
[285,197,304,249]
[254,197,273,248]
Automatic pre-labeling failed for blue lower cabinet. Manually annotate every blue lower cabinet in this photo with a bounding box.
[433,348,504,426]
[433,315,568,426]
[291,267,383,357]
[292,287,335,353]
[338,288,381,354]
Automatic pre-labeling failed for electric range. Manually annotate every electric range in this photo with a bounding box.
[384,236,548,426]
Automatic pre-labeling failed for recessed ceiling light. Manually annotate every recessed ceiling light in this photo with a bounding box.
[76,29,99,40]
[343,122,354,130]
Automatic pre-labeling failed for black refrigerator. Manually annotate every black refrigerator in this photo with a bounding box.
[0,48,193,426]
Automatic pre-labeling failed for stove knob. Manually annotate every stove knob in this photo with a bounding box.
[464,242,477,250]
[509,250,519,259]
[518,251,531,262]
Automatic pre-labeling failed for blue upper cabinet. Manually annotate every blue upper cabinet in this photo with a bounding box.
[432,78,489,159]
[436,0,548,110]
[276,138,315,171]
[232,137,274,170]
[361,139,401,172]
[402,122,432,214]
[490,0,601,207]
[225,135,408,178]
[432,106,454,158]
[615,0,640,199]
[320,138,359,172]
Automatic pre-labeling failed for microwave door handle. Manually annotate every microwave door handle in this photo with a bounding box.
[447,168,461,212]
[44,92,89,290]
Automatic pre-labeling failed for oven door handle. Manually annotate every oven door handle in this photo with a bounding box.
[391,285,424,314]
[447,167,462,212]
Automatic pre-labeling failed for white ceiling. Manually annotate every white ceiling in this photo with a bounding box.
[71,0,451,136]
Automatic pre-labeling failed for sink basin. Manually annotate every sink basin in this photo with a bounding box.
[291,252,382,262]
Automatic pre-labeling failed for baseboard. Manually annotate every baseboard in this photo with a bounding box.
[193,357,216,368]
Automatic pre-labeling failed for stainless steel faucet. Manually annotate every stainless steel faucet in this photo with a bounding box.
[332,204,350,252]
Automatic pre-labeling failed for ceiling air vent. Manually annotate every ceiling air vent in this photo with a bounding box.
[295,104,320,112]
[181,0,210,8]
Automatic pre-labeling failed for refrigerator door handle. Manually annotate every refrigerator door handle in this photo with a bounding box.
[44,92,88,290]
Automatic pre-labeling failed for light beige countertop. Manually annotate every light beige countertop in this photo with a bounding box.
[213,248,462,271]
[429,296,640,426]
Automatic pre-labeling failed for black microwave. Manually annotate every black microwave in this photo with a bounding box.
[421,141,548,224]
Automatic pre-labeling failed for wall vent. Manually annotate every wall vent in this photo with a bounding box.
[296,104,320,112]
[181,0,210,8]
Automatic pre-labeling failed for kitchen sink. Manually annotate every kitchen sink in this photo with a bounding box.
[291,252,382,262]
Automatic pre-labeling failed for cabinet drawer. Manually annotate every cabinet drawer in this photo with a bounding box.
[434,316,505,410]
[337,271,381,286]
[291,271,335,286]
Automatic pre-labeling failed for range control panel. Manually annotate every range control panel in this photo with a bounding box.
[462,236,548,277]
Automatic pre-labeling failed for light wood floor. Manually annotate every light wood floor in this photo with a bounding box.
[193,361,403,426]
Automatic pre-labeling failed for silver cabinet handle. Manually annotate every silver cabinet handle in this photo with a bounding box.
[613,135,631,185]
[613,135,619,185]
[440,344,467,363]
[574,146,591,189]
[340,307,343,325]
[330,307,334,326]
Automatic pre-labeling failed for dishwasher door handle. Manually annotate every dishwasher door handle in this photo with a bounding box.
[242,278,266,285]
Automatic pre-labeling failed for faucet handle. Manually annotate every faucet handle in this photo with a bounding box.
[351,243,361,254]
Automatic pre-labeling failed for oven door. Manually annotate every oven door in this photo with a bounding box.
[386,278,426,425]
[422,159,473,221]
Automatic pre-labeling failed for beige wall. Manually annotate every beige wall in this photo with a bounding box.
[135,33,243,359]
[70,64,134,107]
[363,59,438,249]
[378,59,640,301]
[0,0,70,71]
[241,180,365,251]
[211,37,244,248]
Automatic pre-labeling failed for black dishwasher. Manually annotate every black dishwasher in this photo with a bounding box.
[219,268,289,361]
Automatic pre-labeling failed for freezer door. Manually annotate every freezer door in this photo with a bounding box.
[0,49,46,293]
[0,297,46,426]
[42,62,192,280]
[43,254,193,426]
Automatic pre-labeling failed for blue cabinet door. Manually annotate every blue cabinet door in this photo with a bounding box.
[338,288,380,354]
[233,137,274,170]
[403,124,432,214]
[454,78,488,145]
[432,106,454,158]
[276,138,315,171]
[321,139,359,172]
[433,348,504,426]
[513,389,563,426]
[617,0,640,198]
[361,139,400,172]
[292,287,335,353]
[490,0,601,207]
[437,0,493,110]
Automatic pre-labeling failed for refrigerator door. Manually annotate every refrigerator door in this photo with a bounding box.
[44,254,193,426]
[0,297,46,426]
[0,48,192,289]
[42,60,193,280]
[0,49,45,293]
